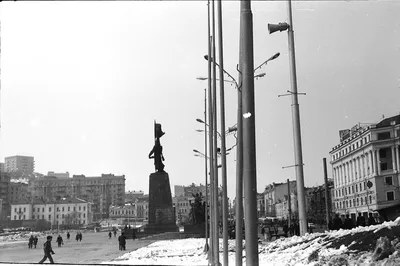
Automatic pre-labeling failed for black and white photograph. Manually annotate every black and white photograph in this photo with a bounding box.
[0,0,400,265]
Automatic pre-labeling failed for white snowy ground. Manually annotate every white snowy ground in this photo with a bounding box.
[102,217,400,265]
[0,231,46,246]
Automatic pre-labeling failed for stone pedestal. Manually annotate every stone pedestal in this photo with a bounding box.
[145,171,178,234]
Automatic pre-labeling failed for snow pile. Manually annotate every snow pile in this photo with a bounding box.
[102,217,400,265]
[0,231,46,243]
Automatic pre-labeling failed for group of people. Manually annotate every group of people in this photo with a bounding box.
[260,221,302,241]
[75,232,83,241]
[28,235,39,249]
[329,212,378,230]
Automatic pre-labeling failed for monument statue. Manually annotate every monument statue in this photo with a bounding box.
[145,121,178,233]
[188,193,205,225]
[148,122,165,172]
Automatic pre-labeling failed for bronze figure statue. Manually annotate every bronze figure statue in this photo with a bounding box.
[149,122,165,172]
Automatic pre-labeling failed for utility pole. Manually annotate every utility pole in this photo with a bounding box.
[323,158,330,228]
[287,179,291,228]
[235,3,244,264]
[216,0,229,264]
[207,0,215,262]
[240,0,258,265]
[211,0,220,264]
[287,0,307,236]
[203,88,209,253]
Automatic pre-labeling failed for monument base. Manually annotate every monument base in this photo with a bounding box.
[145,171,178,234]
[144,223,179,234]
[183,223,206,237]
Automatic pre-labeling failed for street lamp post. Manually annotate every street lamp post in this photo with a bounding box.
[202,88,210,253]
[267,0,307,236]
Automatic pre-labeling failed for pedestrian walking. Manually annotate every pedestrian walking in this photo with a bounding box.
[34,236,38,248]
[118,232,126,251]
[66,232,70,240]
[38,236,55,264]
[56,235,63,247]
[113,230,117,237]
[28,235,34,249]
[108,231,112,239]
[79,232,82,241]
[333,214,343,230]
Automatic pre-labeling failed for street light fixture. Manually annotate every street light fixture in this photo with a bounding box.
[253,52,281,73]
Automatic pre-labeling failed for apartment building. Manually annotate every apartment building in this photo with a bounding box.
[28,173,125,221]
[5,156,35,174]
[330,115,400,221]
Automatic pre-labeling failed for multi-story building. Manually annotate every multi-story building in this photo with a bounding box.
[257,193,265,218]
[0,163,4,173]
[173,195,194,224]
[47,171,70,178]
[5,156,35,175]
[109,203,137,224]
[174,185,185,197]
[28,173,125,221]
[9,180,29,203]
[330,115,400,222]
[263,181,297,217]
[10,198,92,227]
[135,195,149,221]
[125,190,144,203]
[306,180,335,224]
[0,172,11,219]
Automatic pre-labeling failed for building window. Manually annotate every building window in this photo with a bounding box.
[378,132,391,140]
[83,206,86,211]
[57,215,59,219]
[19,216,21,220]
[23,215,25,219]
[357,198,359,206]
[19,208,21,212]
[83,220,85,224]
[62,207,64,212]
[23,208,26,212]
[387,191,395,201]
[349,200,352,207]
[49,215,51,220]
[356,185,358,193]
[42,208,44,212]
[361,197,363,205]
[68,207,70,211]
[14,208,17,212]
[83,213,85,218]
[74,207,76,211]
[352,186,354,194]
[57,207,59,212]
[49,207,52,212]
[385,176,393,185]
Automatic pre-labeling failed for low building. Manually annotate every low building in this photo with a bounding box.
[9,179,29,203]
[10,198,93,227]
[125,190,144,203]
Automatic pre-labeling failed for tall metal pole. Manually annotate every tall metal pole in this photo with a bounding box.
[211,0,220,264]
[235,2,244,264]
[204,88,209,253]
[207,0,215,262]
[240,1,258,265]
[287,179,291,228]
[216,0,228,264]
[323,158,330,229]
[287,0,307,236]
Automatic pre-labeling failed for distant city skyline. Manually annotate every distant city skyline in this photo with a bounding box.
[1,1,399,201]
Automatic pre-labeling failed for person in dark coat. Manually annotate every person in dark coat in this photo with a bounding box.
[344,214,353,230]
[66,232,70,240]
[34,236,38,248]
[76,232,79,242]
[261,227,266,240]
[356,213,365,227]
[38,236,55,264]
[132,229,136,241]
[118,232,126,251]
[79,232,82,241]
[333,214,343,230]
[294,222,300,236]
[283,223,289,237]
[114,230,117,237]
[108,231,112,239]
[56,235,63,247]
[28,235,34,249]
[368,213,376,226]
[289,223,294,236]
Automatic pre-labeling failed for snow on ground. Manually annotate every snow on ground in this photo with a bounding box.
[102,217,400,265]
[0,231,46,246]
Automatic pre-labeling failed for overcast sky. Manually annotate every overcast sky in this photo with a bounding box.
[1,1,399,201]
